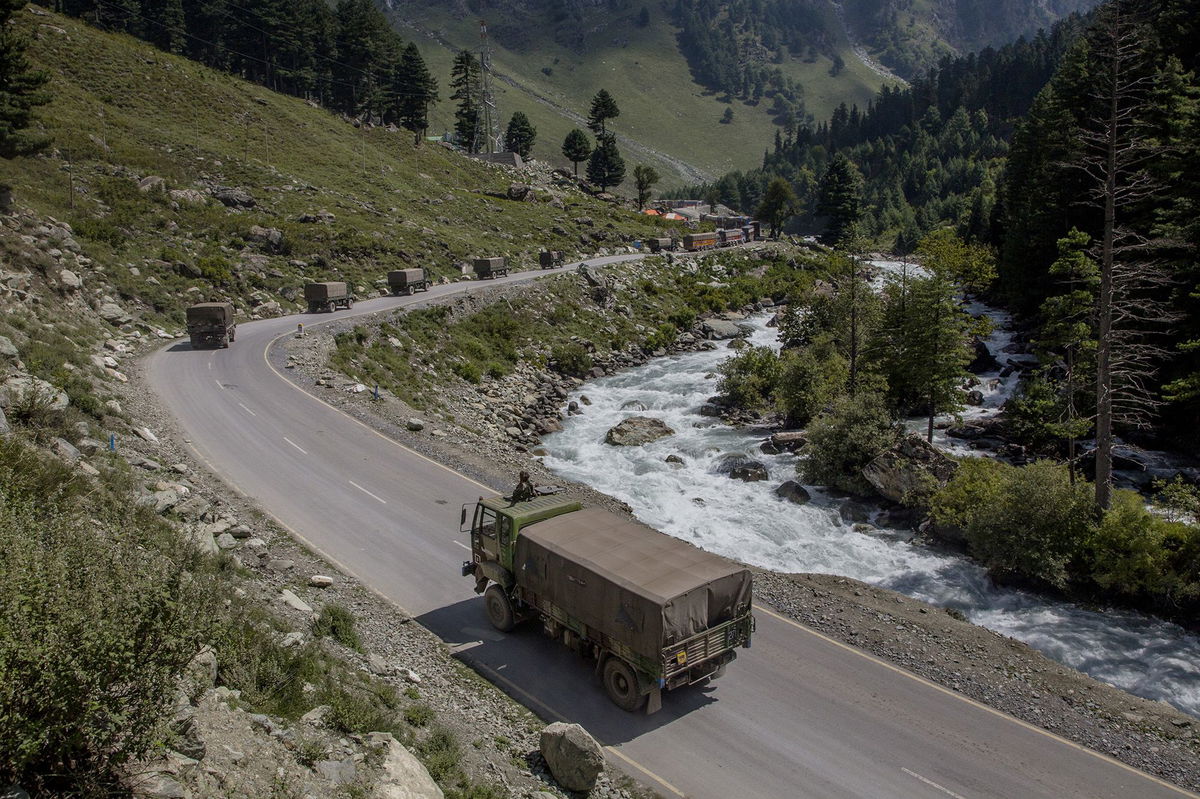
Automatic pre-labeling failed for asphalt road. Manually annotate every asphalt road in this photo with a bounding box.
[148,260,1194,799]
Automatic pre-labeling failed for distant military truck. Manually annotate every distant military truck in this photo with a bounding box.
[648,237,674,253]
[304,281,354,313]
[538,250,564,269]
[473,257,508,279]
[461,495,754,713]
[186,302,236,348]
[388,268,429,296]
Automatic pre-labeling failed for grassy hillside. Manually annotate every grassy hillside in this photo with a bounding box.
[6,6,678,331]
[389,3,887,188]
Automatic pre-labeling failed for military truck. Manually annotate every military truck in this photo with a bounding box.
[304,281,354,313]
[186,302,236,348]
[388,268,429,295]
[538,250,564,269]
[647,237,674,253]
[473,257,508,279]
[460,495,754,713]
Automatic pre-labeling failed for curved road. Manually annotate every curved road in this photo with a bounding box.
[149,259,1193,799]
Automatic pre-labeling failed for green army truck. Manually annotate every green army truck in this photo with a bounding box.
[461,495,754,713]
[304,281,354,313]
[186,302,236,348]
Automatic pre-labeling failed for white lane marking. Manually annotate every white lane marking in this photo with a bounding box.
[901,768,966,799]
[453,540,469,550]
[283,437,308,455]
[237,402,257,417]
[349,480,387,504]
[208,362,212,370]
[214,379,223,389]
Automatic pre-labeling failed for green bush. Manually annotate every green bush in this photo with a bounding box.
[452,361,482,384]
[323,679,402,736]
[776,335,848,426]
[0,442,218,792]
[418,727,462,785]
[643,323,677,352]
[799,391,900,495]
[549,342,593,378]
[931,459,1095,590]
[312,603,362,652]
[716,346,781,412]
[403,703,435,728]
[1088,491,1200,609]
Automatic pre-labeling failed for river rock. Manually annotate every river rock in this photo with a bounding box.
[665,454,686,466]
[701,319,741,340]
[604,416,674,446]
[861,434,959,504]
[715,453,769,482]
[965,389,984,406]
[769,431,808,452]
[620,400,647,412]
[539,722,604,792]
[775,480,811,504]
[968,338,1000,374]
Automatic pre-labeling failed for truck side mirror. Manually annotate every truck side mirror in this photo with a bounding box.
[460,505,468,528]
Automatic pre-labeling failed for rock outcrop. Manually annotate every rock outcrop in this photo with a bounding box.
[861,434,958,503]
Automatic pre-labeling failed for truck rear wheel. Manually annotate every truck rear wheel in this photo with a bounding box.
[484,585,515,632]
[602,657,646,712]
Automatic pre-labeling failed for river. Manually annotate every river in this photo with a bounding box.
[539,263,1200,717]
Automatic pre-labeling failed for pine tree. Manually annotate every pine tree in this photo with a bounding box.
[815,154,863,248]
[587,89,620,136]
[504,111,536,158]
[396,43,438,145]
[450,50,482,152]
[561,128,592,176]
[586,134,625,192]
[633,164,660,208]
[0,0,50,181]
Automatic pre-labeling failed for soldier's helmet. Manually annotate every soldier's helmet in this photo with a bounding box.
[519,470,530,480]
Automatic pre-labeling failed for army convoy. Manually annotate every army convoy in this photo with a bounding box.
[185,302,236,348]
[461,494,754,713]
[305,281,355,313]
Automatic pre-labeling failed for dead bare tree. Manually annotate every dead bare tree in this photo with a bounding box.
[1071,0,1176,509]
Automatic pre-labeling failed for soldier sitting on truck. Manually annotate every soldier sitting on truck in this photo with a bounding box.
[510,471,536,503]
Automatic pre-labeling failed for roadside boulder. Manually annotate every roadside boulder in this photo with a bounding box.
[539,722,604,792]
[0,375,69,411]
[367,732,444,799]
[604,416,674,446]
[861,434,958,504]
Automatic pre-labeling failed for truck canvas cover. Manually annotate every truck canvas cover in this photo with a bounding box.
[514,508,752,656]
[388,269,423,283]
[304,281,348,300]
[186,302,232,324]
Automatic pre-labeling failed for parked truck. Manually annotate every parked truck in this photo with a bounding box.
[538,250,564,269]
[304,281,354,313]
[186,302,236,348]
[460,495,754,713]
[473,257,508,279]
[388,268,429,295]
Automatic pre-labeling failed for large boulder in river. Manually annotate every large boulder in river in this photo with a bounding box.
[775,480,811,504]
[861,434,958,504]
[701,319,742,340]
[715,453,769,482]
[540,722,604,792]
[968,337,1000,374]
[604,416,674,446]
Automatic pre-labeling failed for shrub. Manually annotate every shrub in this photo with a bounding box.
[643,323,677,352]
[418,727,462,785]
[0,446,218,792]
[716,346,781,412]
[452,361,482,384]
[403,703,435,728]
[549,342,592,378]
[323,680,401,736]
[931,459,1095,590]
[776,336,848,426]
[312,603,362,652]
[799,392,900,494]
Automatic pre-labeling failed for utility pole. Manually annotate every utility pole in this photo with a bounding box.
[477,20,501,154]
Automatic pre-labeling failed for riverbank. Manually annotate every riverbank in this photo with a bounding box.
[293,256,1200,792]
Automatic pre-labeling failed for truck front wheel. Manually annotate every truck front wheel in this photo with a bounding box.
[602,657,646,712]
[484,585,515,632]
